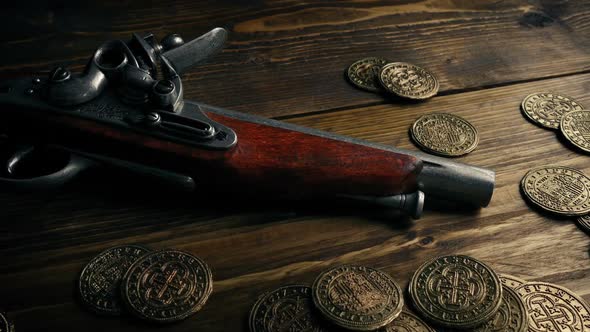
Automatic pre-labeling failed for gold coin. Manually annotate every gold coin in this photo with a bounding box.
[347,57,389,92]
[379,62,439,100]
[515,282,590,332]
[520,166,590,216]
[499,274,526,289]
[521,93,584,129]
[560,110,590,153]
[121,249,213,323]
[473,285,528,332]
[380,311,435,332]
[408,255,502,329]
[312,265,404,331]
[576,215,590,233]
[78,245,150,315]
[249,285,328,332]
[410,113,479,157]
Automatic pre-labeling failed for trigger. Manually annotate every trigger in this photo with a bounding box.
[6,145,35,176]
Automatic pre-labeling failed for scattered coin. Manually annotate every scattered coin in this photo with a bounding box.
[78,245,150,315]
[560,110,590,153]
[121,249,213,323]
[408,255,502,329]
[521,93,584,129]
[520,166,590,216]
[380,310,435,332]
[499,274,526,289]
[249,285,328,332]
[473,285,528,332]
[576,215,590,233]
[515,282,590,332]
[379,62,439,100]
[410,113,479,157]
[312,265,403,331]
[347,57,389,92]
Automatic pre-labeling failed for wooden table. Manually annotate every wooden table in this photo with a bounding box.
[1,1,589,331]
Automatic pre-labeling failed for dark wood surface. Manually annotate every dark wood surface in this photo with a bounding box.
[1,1,590,331]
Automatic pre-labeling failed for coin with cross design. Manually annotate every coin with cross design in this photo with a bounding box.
[121,249,213,323]
[521,93,584,129]
[520,166,590,216]
[249,285,329,332]
[473,285,528,332]
[380,310,435,332]
[347,57,389,92]
[78,245,150,315]
[312,265,404,331]
[515,282,590,332]
[0,312,14,332]
[379,62,439,100]
[408,255,502,329]
[560,110,590,153]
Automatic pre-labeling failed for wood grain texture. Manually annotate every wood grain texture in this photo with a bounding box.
[1,1,590,332]
[2,0,590,117]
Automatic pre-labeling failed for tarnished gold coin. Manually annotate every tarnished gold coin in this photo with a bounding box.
[515,282,590,332]
[312,265,403,331]
[499,274,526,289]
[410,113,479,157]
[473,285,528,332]
[121,249,213,323]
[521,93,584,129]
[347,57,389,92]
[577,215,590,233]
[408,255,502,329]
[520,166,590,216]
[380,311,435,332]
[560,110,590,153]
[78,245,150,315]
[249,285,328,332]
[379,62,439,100]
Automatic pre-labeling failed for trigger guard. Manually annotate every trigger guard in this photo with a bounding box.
[0,153,95,191]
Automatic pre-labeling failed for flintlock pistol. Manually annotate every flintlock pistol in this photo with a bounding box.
[0,28,495,218]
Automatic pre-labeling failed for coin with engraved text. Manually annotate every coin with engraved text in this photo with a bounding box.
[379,62,439,99]
[249,285,328,332]
[515,282,590,332]
[577,215,590,233]
[560,110,590,153]
[312,265,404,331]
[521,93,584,129]
[411,113,479,157]
[347,57,389,92]
[473,285,528,332]
[499,274,526,289]
[121,249,213,323]
[520,166,590,216]
[380,310,435,332]
[78,245,150,315]
[408,255,502,329]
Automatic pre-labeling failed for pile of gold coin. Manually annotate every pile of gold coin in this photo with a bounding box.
[347,58,439,100]
[77,245,213,323]
[521,92,590,153]
[520,165,590,234]
[249,254,590,331]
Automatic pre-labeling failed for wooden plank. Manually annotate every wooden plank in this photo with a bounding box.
[1,1,590,117]
[1,72,590,331]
